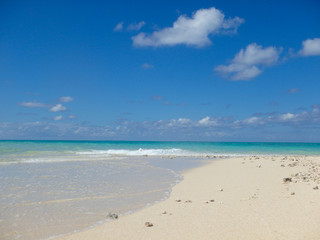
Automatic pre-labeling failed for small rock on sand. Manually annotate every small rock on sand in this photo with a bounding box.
[107,213,118,219]
[313,186,319,190]
[145,222,153,227]
[283,178,292,183]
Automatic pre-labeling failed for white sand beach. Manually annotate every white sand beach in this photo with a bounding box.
[57,155,320,240]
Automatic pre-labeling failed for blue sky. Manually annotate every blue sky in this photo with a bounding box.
[0,0,320,141]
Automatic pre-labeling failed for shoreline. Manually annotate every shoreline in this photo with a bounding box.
[56,155,320,240]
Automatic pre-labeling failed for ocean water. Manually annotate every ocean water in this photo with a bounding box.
[1,140,320,240]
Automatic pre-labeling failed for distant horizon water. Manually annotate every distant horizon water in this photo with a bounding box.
[1,140,320,164]
[1,140,320,240]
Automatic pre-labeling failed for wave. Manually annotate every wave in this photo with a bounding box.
[74,148,286,157]
[75,148,194,157]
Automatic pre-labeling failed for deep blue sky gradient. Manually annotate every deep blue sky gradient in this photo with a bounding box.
[0,0,319,141]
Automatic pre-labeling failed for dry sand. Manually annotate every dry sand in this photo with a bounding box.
[57,156,320,240]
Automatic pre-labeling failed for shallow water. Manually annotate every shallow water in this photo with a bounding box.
[0,156,206,240]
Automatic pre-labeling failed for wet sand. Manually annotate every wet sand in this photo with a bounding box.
[57,155,320,240]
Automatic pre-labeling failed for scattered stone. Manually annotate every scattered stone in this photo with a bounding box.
[283,178,292,183]
[291,192,295,195]
[210,199,215,202]
[145,222,153,227]
[281,164,285,167]
[107,213,118,219]
[204,201,209,204]
[313,186,319,190]
[162,211,167,214]
[175,199,181,202]
[288,162,298,167]
[218,188,224,192]
[185,200,192,203]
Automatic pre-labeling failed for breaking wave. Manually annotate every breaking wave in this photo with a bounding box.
[75,148,195,157]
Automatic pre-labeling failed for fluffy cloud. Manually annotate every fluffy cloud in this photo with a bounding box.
[132,7,244,47]
[49,104,67,112]
[299,38,320,56]
[1,105,320,141]
[59,96,74,102]
[112,105,319,141]
[113,22,124,32]
[279,113,296,121]
[198,116,219,126]
[19,101,49,108]
[215,43,281,80]
[54,115,63,121]
[0,122,115,140]
[241,116,263,125]
[167,118,192,127]
[127,21,146,31]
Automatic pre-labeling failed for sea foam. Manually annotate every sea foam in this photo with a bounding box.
[75,148,194,156]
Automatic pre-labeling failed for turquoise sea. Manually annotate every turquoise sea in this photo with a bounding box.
[1,140,320,240]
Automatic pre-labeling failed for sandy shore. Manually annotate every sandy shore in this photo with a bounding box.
[57,156,320,240]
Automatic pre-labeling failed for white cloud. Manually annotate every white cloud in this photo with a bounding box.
[2,105,320,141]
[279,113,296,121]
[54,115,63,121]
[299,38,320,56]
[20,101,49,108]
[141,63,154,69]
[177,118,191,124]
[49,104,67,112]
[114,22,124,32]
[132,7,244,47]
[215,43,280,80]
[198,116,219,126]
[59,96,74,102]
[168,118,192,127]
[242,116,263,125]
[232,66,262,80]
[127,21,146,31]
[233,43,279,65]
